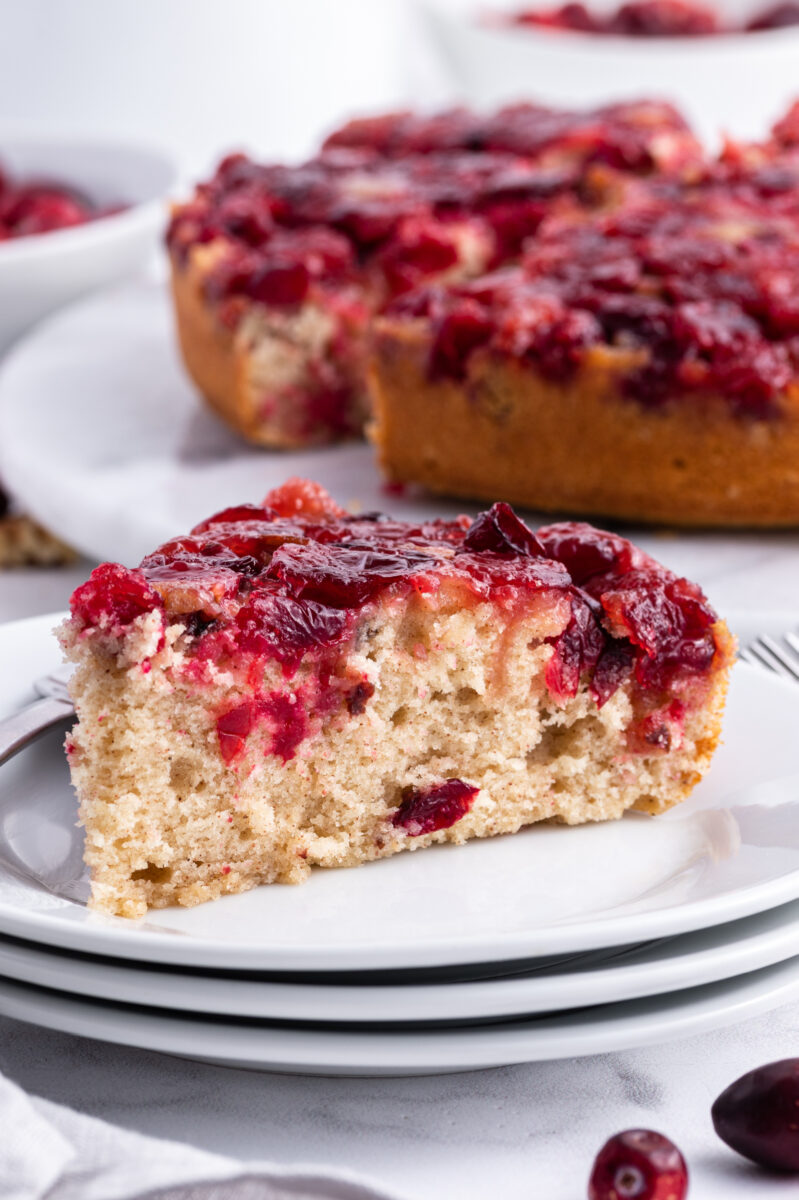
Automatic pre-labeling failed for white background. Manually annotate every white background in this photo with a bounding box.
[0,0,416,173]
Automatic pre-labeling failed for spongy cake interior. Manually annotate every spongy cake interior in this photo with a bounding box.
[62,581,729,919]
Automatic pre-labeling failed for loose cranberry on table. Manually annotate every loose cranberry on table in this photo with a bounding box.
[588,1129,689,1199]
[712,1058,799,1171]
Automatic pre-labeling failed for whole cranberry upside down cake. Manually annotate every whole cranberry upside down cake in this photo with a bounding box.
[170,99,799,527]
[62,479,733,918]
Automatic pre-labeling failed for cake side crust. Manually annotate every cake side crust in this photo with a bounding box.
[369,320,799,528]
[170,249,371,449]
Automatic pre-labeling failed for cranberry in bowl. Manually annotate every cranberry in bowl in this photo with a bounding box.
[419,0,799,146]
[0,136,177,353]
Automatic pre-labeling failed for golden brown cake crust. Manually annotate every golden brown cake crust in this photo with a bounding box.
[170,252,280,447]
[369,320,799,528]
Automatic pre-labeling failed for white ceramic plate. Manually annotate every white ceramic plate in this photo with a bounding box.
[3,278,799,619]
[1,957,798,1075]
[3,613,799,974]
[0,898,798,1024]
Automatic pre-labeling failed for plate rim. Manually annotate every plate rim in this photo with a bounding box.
[0,955,797,1074]
[0,898,797,1023]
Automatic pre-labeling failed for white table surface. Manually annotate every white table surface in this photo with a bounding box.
[1,554,798,1200]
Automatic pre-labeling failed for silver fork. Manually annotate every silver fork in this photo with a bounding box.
[0,666,74,766]
[739,631,799,684]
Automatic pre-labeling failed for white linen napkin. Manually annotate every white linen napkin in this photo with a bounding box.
[0,1071,403,1200]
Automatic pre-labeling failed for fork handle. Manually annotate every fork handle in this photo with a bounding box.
[0,697,75,766]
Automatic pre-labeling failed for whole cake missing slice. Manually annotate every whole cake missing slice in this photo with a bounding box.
[61,479,734,918]
[167,99,698,449]
[370,130,799,528]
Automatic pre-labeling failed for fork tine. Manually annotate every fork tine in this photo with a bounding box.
[763,635,799,683]
[744,635,799,683]
[787,631,799,657]
[742,641,782,676]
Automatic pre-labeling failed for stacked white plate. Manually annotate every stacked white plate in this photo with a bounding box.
[1,613,799,1076]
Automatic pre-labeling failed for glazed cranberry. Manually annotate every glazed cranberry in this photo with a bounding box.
[379,217,459,295]
[462,502,546,557]
[430,299,493,379]
[712,1059,799,1171]
[192,504,276,533]
[545,593,606,701]
[588,1130,689,1200]
[537,522,639,584]
[267,540,437,608]
[392,779,478,835]
[213,191,274,245]
[235,591,349,669]
[71,563,163,631]
[248,259,310,306]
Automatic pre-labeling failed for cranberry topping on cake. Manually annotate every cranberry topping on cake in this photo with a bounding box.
[322,100,700,173]
[391,169,799,416]
[167,101,700,320]
[0,165,113,240]
[62,478,734,917]
[69,481,726,767]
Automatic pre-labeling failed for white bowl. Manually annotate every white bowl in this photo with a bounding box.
[419,0,799,146]
[0,136,177,354]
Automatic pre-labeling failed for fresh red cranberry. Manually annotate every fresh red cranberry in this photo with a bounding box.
[588,1130,689,1200]
[712,1059,799,1171]
[392,779,478,835]
[462,502,546,556]
[71,563,163,631]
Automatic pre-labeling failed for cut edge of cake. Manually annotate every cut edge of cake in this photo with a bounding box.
[368,316,799,528]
